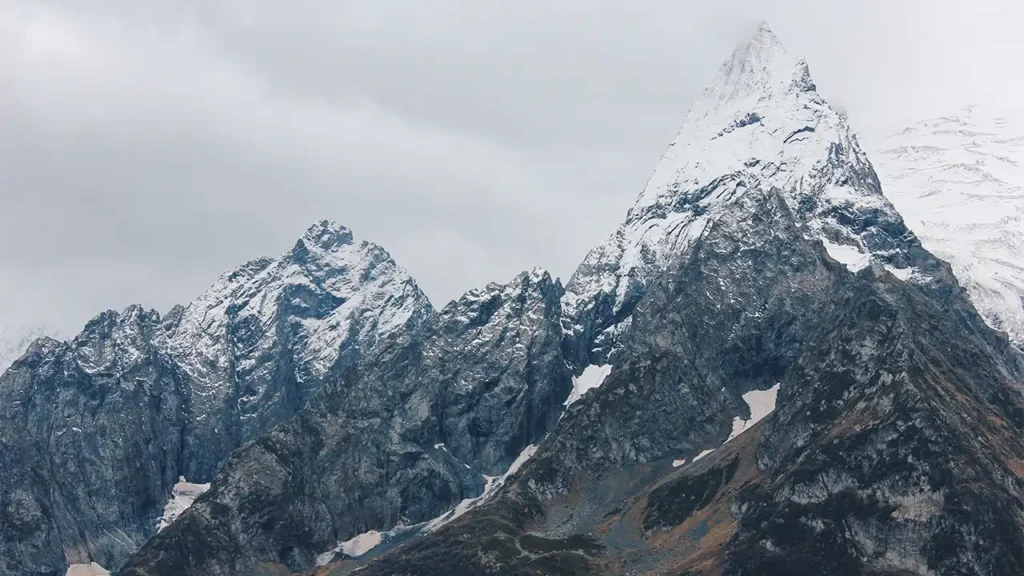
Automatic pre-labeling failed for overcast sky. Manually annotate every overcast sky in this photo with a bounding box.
[2,0,1023,334]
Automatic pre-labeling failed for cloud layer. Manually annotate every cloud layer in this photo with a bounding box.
[1,0,1022,332]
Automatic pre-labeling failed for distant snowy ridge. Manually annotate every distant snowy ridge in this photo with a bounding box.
[0,324,62,374]
[870,106,1024,347]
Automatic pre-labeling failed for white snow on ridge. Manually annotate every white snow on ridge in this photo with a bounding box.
[0,324,62,375]
[564,364,613,407]
[164,221,427,387]
[677,383,781,466]
[342,530,383,556]
[726,383,780,443]
[562,23,912,342]
[314,521,424,567]
[693,449,715,462]
[65,563,109,576]
[868,106,1024,347]
[316,529,384,566]
[155,220,433,440]
[821,239,871,273]
[425,444,538,532]
[157,477,210,531]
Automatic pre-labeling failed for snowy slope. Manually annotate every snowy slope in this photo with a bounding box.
[563,23,921,365]
[870,106,1024,347]
[159,219,434,440]
[0,324,61,374]
[163,219,429,383]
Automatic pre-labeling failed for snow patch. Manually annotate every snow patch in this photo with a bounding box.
[821,240,871,272]
[425,444,538,532]
[157,477,210,531]
[681,383,781,467]
[316,530,383,566]
[315,523,419,567]
[726,383,780,443]
[884,265,926,282]
[693,449,715,462]
[564,364,613,407]
[65,563,109,576]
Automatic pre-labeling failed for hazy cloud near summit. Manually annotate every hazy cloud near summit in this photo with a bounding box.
[2,0,1022,333]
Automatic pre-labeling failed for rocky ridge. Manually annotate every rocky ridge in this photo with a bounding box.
[562,23,923,371]
[334,25,1024,576]
[0,222,434,574]
[117,268,571,574]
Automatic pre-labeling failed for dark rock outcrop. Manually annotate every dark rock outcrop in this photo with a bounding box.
[0,222,435,574]
[116,269,571,575]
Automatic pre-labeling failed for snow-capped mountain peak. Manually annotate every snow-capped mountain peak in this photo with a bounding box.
[682,23,811,129]
[563,23,920,367]
[158,220,434,441]
[632,22,816,217]
[299,219,355,250]
[163,220,430,381]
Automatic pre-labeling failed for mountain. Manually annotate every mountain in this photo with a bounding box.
[117,268,571,574]
[562,22,924,370]
[250,23,1021,576]
[6,23,1024,576]
[869,106,1024,348]
[0,325,62,374]
[0,222,434,575]
[157,219,434,476]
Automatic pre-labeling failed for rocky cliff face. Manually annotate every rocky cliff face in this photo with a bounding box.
[562,23,921,371]
[350,184,1024,575]
[0,222,434,575]
[158,219,434,477]
[0,309,192,575]
[117,269,571,575]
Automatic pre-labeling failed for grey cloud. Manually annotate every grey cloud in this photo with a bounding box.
[1,0,1022,333]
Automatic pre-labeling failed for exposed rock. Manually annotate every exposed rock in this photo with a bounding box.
[117,269,571,575]
[0,222,434,574]
[313,24,1024,576]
